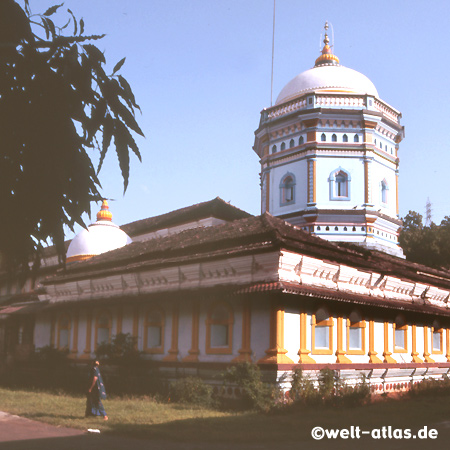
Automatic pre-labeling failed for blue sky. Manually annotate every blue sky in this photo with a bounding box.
[27,0,450,235]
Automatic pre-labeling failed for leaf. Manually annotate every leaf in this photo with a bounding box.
[97,115,113,174]
[80,18,85,36]
[43,18,56,39]
[83,44,106,65]
[118,75,140,110]
[43,3,64,16]
[112,57,126,75]
[113,121,130,192]
[67,9,77,35]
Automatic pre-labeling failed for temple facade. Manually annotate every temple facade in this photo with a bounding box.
[1,27,450,394]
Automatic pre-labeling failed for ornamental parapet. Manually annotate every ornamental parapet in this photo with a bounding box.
[279,250,450,310]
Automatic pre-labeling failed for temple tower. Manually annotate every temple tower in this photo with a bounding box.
[253,24,405,257]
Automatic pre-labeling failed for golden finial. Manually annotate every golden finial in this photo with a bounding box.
[315,21,339,67]
[96,200,113,222]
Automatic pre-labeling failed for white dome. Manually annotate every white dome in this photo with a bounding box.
[275,65,378,105]
[66,201,132,263]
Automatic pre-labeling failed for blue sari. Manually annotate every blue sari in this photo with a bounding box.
[85,366,107,417]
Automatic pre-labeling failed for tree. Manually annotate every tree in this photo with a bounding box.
[399,211,449,269]
[0,1,143,270]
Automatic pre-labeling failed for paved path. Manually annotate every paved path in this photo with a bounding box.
[1,411,450,450]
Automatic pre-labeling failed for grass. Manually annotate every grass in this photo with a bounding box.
[1,387,450,444]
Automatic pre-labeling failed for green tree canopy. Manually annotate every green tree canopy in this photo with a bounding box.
[399,211,450,269]
[0,1,143,270]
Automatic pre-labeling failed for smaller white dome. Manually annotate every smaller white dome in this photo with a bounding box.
[276,65,379,105]
[66,201,132,263]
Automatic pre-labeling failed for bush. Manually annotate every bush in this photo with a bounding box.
[289,369,320,405]
[222,362,278,412]
[409,377,450,397]
[288,368,370,409]
[169,377,214,407]
[95,333,142,366]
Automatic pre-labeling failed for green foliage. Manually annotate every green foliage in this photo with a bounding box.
[221,362,278,412]
[289,369,320,405]
[399,210,450,269]
[33,345,69,367]
[169,377,215,407]
[409,377,450,397]
[288,369,370,408]
[0,1,143,269]
[95,333,142,366]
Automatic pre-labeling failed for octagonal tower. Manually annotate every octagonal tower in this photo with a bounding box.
[253,24,405,257]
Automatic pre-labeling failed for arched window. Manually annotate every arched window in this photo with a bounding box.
[381,180,388,204]
[393,315,407,353]
[144,308,165,353]
[354,134,359,143]
[280,142,286,151]
[289,139,295,148]
[343,134,348,142]
[271,145,277,154]
[312,307,333,355]
[57,314,71,350]
[329,167,351,200]
[346,311,365,355]
[431,320,443,354]
[95,312,111,347]
[331,134,337,142]
[206,302,234,354]
[299,136,304,145]
[280,173,295,205]
[321,133,326,142]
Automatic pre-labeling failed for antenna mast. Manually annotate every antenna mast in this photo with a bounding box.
[270,0,276,106]
[425,197,432,226]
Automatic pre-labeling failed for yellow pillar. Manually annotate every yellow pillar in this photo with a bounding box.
[82,311,92,359]
[164,304,180,362]
[335,316,352,363]
[258,302,294,364]
[383,321,396,363]
[411,325,423,363]
[298,312,315,363]
[70,312,79,357]
[233,299,252,362]
[368,320,382,363]
[183,301,200,362]
[446,329,450,362]
[423,326,435,363]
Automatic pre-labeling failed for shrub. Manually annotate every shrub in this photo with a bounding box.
[222,362,278,412]
[169,377,214,407]
[289,369,320,405]
[95,333,142,366]
[409,377,450,397]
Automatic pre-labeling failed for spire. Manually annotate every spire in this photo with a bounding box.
[96,199,113,222]
[314,21,339,67]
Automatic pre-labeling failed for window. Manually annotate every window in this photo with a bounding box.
[206,302,234,354]
[280,173,295,205]
[312,307,333,355]
[354,134,359,143]
[289,139,295,148]
[393,316,408,353]
[280,142,286,151]
[347,311,365,355]
[57,314,71,350]
[321,133,326,142]
[343,134,348,142]
[271,145,277,154]
[381,180,388,204]
[144,308,165,353]
[331,134,337,142]
[299,136,304,145]
[329,167,351,201]
[95,312,111,347]
[432,321,443,354]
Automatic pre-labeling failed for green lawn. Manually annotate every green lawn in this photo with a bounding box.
[1,388,450,444]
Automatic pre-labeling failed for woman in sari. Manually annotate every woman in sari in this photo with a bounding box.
[85,360,108,420]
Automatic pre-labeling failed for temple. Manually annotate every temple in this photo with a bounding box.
[1,25,449,394]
